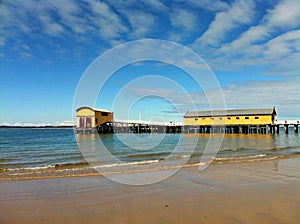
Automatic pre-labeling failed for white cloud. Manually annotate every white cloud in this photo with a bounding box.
[168,8,198,42]
[1,0,73,38]
[168,33,184,42]
[170,8,197,31]
[122,10,156,38]
[0,120,75,127]
[264,0,300,29]
[144,0,167,11]
[219,0,300,55]
[263,29,300,59]
[107,78,300,119]
[188,79,300,119]
[18,51,34,59]
[11,122,54,127]
[192,0,300,80]
[0,0,68,58]
[56,120,76,126]
[47,0,87,35]
[176,58,208,69]
[39,15,65,37]
[183,0,230,12]
[193,0,255,47]
[213,29,300,76]
[87,0,128,42]
[0,0,130,57]
[223,79,300,119]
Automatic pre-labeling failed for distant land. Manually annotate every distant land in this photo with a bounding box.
[0,125,75,129]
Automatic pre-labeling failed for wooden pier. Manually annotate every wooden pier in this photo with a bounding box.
[113,119,182,134]
[183,120,299,134]
[75,107,299,135]
[183,125,269,134]
[273,120,299,134]
[76,120,299,135]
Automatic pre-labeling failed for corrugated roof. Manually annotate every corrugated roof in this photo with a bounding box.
[184,108,276,118]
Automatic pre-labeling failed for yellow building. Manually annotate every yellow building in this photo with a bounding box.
[184,108,276,126]
[76,107,113,132]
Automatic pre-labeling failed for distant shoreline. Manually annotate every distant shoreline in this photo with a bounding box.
[0,125,75,129]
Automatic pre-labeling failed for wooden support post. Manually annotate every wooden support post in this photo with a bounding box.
[294,125,298,134]
[206,126,210,133]
[239,126,242,134]
[233,127,237,134]
[269,125,274,134]
[276,125,280,134]
[284,124,289,134]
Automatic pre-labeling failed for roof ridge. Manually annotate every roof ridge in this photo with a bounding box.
[184,108,276,118]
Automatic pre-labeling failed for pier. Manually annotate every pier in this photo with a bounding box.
[273,120,299,134]
[183,120,299,134]
[75,107,299,134]
[77,120,299,134]
[113,119,182,134]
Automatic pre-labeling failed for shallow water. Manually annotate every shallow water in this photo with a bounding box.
[0,128,299,179]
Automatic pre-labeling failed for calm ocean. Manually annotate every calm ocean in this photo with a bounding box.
[1,128,299,179]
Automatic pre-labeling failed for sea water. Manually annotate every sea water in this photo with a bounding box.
[0,128,299,179]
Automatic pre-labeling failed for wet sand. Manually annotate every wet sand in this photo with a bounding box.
[1,157,299,224]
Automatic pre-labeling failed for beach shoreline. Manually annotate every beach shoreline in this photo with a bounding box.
[1,157,299,224]
[1,153,299,181]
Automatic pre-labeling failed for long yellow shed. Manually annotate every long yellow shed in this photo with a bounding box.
[184,108,277,126]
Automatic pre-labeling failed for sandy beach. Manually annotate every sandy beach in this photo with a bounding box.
[1,157,299,224]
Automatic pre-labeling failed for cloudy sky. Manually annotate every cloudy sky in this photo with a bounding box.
[1,0,299,125]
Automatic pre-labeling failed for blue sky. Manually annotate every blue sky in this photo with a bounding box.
[1,0,299,125]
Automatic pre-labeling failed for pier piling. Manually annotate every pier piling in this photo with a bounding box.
[76,120,299,135]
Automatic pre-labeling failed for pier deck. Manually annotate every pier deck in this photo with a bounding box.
[113,119,182,133]
[76,120,299,134]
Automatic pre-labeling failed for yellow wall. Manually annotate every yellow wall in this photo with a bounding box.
[184,115,274,126]
[77,108,95,117]
[76,108,95,128]
[76,108,113,127]
[95,111,113,126]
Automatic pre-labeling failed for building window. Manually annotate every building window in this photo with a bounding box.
[245,117,249,119]
[219,118,222,120]
[255,117,259,119]
[210,118,214,120]
[195,118,198,121]
[227,117,231,120]
[202,118,206,120]
[236,117,240,120]
[95,118,98,124]
[101,112,108,116]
